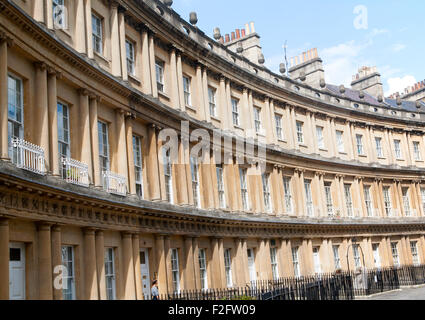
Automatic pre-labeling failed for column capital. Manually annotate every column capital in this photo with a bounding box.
[78,88,90,96]
[0,218,9,226]
[83,227,97,235]
[314,171,325,177]
[374,177,383,183]
[131,233,140,240]
[0,32,11,45]
[121,231,134,238]
[51,225,62,232]
[34,61,47,71]
[36,222,52,231]
[46,66,62,79]
[125,111,136,120]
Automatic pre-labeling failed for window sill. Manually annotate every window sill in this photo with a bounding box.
[299,143,308,148]
[210,116,221,123]
[234,125,244,131]
[318,147,328,152]
[185,104,197,112]
[128,74,141,85]
[277,138,287,143]
[414,159,424,163]
[358,154,367,158]
[377,156,387,160]
[256,132,266,137]
[395,158,404,161]
[55,27,72,39]
[158,90,170,101]
[94,51,110,64]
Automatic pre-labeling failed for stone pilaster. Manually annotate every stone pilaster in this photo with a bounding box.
[51,225,62,300]
[79,89,93,183]
[34,62,50,170]
[95,230,106,300]
[147,125,161,201]
[132,234,143,300]
[122,233,136,299]
[47,68,60,176]
[38,223,53,300]
[89,95,101,187]
[0,218,9,300]
[83,228,98,300]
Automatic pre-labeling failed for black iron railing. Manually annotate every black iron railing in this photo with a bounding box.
[158,265,425,300]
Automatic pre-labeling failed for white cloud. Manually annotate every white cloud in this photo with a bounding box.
[367,28,389,39]
[391,43,406,52]
[321,40,372,86]
[385,75,416,96]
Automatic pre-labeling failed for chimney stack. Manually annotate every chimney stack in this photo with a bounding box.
[288,48,325,88]
[350,66,383,99]
[221,22,264,66]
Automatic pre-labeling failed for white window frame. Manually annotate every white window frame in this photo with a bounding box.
[283,177,293,214]
[155,59,165,93]
[183,75,191,106]
[356,134,364,155]
[325,183,333,216]
[421,188,425,215]
[402,187,411,217]
[224,249,233,288]
[52,0,67,29]
[105,247,116,300]
[239,168,249,211]
[133,135,143,198]
[58,102,70,178]
[275,114,283,140]
[353,244,361,269]
[344,184,354,217]
[375,137,383,158]
[163,147,173,204]
[270,247,279,280]
[391,242,400,267]
[316,126,325,149]
[296,121,304,144]
[410,241,420,266]
[208,86,217,117]
[254,107,261,133]
[364,186,373,217]
[190,156,201,208]
[7,74,24,162]
[198,249,208,290]
[304,179,313,217]
[291,247,300,277]
[336,130,345,153]
[216,165,226,209]
[262,173,272,213]
[125,39,135,76]
[61,246,76,300]
[231,98,240,126]
[383,186,392,216]
[394,140,402,159]
[313,247,322,274]
[413,141,421,161]
[333,245,341,270]
[171,248,180,293]
[92,13,103,55]
[98,120,110,187]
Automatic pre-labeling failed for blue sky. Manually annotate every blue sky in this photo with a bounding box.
[171,0,425,96]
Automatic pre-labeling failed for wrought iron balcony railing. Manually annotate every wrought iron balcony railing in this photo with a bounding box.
[11,138,45,175]
[61,157,89,187]
[102,171,127,196]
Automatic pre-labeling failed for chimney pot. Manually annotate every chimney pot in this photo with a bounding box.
[245,23,250,35]
[241,29,246,37]
[225,34,230,43]
[236,29,241,39]
[250,22,255,33]
[231,32,235,41]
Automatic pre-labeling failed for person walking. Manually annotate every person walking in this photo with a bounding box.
[151,280,159,300]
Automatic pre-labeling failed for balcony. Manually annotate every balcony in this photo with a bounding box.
[11,138,45,175]
[102,171,127,196]
[61,157,89,187]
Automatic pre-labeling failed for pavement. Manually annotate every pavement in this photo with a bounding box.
[358,285,425,300]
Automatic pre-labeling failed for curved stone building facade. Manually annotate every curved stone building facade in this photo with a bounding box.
[0,0,424,300]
